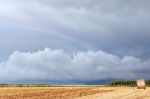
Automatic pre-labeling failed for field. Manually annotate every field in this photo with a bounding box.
[0,87,149,99]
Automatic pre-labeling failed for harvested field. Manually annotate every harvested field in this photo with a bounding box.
[0,87,150,99]
[0,87,112,99]
[76,87,150,99]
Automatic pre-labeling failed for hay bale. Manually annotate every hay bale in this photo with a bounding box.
[137,79,146,89]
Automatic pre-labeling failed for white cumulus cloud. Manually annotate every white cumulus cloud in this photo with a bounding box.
[0,48,150,84]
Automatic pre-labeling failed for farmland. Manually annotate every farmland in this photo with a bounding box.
[0,86,112,99]
[0,86,149,99]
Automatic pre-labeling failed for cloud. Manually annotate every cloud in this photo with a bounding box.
[0,0,150,83]
[0,48,150,84]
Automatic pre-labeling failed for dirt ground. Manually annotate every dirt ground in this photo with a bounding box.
[0,87,149,99]
[76,87,150,99]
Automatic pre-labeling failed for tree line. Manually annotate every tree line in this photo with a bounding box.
[105,80,150,87]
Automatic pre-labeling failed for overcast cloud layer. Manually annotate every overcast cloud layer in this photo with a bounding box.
[0,0,150,83]
[0,0,150,59]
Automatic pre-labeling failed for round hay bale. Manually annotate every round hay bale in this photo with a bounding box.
[136,79,146,89]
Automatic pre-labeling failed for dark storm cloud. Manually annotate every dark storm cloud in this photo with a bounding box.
[0,0,150,58]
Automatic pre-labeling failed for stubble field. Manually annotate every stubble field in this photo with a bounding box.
[0,87,149,99]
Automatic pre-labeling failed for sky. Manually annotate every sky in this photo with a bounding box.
[0,0,150,84]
